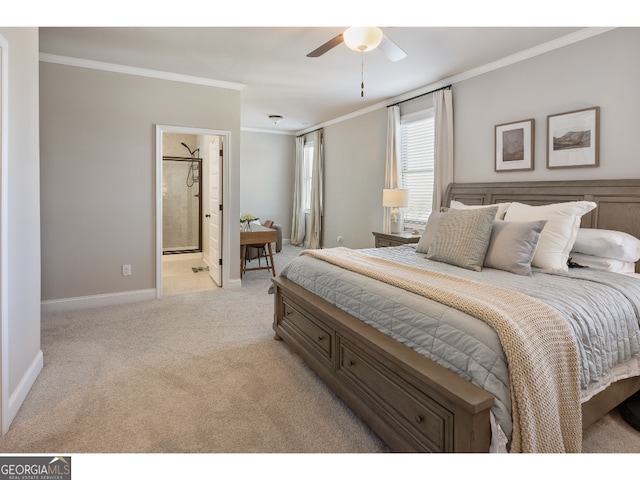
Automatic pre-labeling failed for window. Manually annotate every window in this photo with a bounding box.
[399,109,435,225]
[302,140,314,212]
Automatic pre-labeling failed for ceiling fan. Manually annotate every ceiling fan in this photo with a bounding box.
[307,27,407,62]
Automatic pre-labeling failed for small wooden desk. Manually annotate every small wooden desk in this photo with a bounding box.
[240,225,278,277]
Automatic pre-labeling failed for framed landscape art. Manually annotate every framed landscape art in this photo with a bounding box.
[494,119,534,172]
[547,107,600,169]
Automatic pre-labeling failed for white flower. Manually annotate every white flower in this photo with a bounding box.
[240,213,259,223]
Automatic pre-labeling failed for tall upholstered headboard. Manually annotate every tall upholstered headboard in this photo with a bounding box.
[444,179,640,272]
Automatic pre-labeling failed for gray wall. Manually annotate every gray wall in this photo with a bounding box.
[39,62,241,301]
[240,131,295,239]
[454,28,640,183]
[322,110,388,249]
[0,27,42,432]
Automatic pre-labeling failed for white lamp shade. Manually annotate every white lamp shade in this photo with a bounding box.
[343,27,383,52]
[382,188,409,208]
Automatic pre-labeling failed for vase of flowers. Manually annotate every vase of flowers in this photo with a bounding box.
[240,213,259,232]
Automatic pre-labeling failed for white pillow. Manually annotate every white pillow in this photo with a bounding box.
[503,201,597,271]
[572,229,640,262]
[569,252,636,274]
[415,211,441,254]
[449,200,511,220]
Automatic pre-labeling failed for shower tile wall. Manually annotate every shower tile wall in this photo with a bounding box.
[163,132,201,253]
[163,160,200,251]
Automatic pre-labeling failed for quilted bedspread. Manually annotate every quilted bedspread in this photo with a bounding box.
[279,245,640,451]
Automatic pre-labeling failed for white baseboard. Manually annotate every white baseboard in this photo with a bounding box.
[4,350,43,434]
[41,289,157,314]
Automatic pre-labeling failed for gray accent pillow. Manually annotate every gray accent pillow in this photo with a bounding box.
[484,220,548,276]
[415,211,441,254]
[426,206,499,271]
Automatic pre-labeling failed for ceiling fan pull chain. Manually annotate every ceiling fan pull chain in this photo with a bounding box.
[361,52,365,97]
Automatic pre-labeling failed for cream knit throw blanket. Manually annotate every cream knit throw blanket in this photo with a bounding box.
[300,248,582,453]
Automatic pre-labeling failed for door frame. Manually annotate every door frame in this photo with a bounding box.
[0,33,7,434]
[155,125,231,296]
[204,135,222,287]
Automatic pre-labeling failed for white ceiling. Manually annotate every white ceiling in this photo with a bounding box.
[39,26,596,133]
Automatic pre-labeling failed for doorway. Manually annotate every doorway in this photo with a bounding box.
[156,125,229,297]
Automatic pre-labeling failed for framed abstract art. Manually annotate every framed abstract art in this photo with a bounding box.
[495,118,534,172]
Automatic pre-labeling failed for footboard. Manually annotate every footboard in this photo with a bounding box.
[271,276,494,453]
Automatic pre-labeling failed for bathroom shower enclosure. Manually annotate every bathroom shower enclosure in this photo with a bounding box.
[162,136,203,254]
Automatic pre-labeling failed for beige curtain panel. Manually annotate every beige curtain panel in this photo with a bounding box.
[290,136,306,246]
[433,88,454,212]
[383,105,401,233]
[308,129,324,249]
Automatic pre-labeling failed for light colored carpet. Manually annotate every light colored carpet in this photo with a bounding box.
[0,244,638,456]
[1,245,387,453]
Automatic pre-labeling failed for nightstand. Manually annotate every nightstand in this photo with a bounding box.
[372,231,420,248]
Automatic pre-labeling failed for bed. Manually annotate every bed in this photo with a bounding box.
[271,179,640,453]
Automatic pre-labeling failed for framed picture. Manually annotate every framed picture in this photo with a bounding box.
[547,107,600,169]
[495,119,534,172]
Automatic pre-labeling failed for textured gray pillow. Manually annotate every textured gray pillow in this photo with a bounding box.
[484,220,548,275]
[426,206,499,271]
[415,211,441,253]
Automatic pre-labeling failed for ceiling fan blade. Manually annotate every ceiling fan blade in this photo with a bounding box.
[379,34,407,62]
[307,33,344,58]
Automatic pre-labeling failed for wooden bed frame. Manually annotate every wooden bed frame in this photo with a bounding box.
[272,179,640,452]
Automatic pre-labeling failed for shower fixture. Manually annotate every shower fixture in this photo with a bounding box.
[181,142,199,157]
[180,142,201,187]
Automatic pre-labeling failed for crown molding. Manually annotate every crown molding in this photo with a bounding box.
[242,127,296,136]
[39,53,245,91]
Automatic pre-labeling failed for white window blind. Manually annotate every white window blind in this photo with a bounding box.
[302,140,314,211]
[400,109,435,225]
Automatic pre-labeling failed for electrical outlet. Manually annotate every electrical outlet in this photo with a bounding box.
[122,264,131,276]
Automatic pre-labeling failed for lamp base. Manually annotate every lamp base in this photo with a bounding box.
[390,219,404,234]
[389,207,404,234]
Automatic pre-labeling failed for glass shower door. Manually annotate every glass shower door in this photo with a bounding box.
[162,157,202,254]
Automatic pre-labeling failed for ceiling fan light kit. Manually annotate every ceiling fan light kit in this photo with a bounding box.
[306,26,406,61]
[306,27,408,99]
[343,27,383,52]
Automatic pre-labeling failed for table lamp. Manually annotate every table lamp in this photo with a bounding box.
[383,188,409,234]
